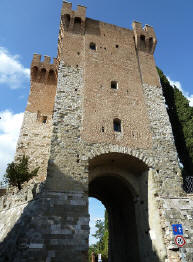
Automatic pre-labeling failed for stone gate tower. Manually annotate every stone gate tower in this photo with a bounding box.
[0,1,193,262]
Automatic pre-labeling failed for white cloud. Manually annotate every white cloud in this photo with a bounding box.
[0,47,30,89]
[0,110,24,182]
[167,76,193,107]
[187,94,193,107]
[167,76,182,92]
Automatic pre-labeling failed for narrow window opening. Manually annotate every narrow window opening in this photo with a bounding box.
[149,37,153,52]
[42,116,47,124]
[62,14,70,29]
[111,81,118,89]
[39,68,46,83]
[140,35,146,50]
[74,17,81,24]
[64,14,70,28]
[116,44,119,48]
[102,126,104,132]
[48,70,56,85]
[90,42,96,50]
[31,66,38,81]
[73,17,81,32]
[113,119,121,132]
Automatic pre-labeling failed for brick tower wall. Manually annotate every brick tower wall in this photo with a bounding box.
[0,2,193,262]
[15,55,57,181]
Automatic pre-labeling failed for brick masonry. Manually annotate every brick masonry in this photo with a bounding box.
[0,1,193,261]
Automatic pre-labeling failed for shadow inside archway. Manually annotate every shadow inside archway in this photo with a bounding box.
[89,152,160,262]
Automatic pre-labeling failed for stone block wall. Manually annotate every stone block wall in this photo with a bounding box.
[15,111,53,181]
[15,54,57,181]
[0,2,193,261]
[0,183,89,262]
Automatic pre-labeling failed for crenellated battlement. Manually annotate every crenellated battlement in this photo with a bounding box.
[32,54,58,67]
[2,3,193,262]
[132,21,157,54]
[31,54,58,85]
[61,1,86,20]
[60,1,86,34]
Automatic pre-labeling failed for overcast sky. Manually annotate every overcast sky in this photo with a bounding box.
[0,0,192,244]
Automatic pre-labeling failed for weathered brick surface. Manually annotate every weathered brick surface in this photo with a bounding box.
[0,1,193,261]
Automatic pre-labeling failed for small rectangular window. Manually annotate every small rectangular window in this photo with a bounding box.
[113,119,121,132]
[111,81,118,89]
[90,42,96,50]
[42,116,47,124]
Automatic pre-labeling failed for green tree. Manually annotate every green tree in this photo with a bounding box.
[4,155,39,190]
[157,68,193,176]
[89,210,108,261]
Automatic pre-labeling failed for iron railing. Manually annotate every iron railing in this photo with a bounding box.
[183,176,193,193]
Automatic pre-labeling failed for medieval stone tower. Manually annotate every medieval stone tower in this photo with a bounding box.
[0,1,193,261]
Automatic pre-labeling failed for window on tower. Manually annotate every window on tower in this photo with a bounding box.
[140,35,146,50]
[111,81,118,89]
[149,37,153,52]
[90,42,96,50]
[42,116,47,124]
[113,119,121,132]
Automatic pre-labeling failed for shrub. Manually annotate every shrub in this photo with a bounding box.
[4,155,39,190]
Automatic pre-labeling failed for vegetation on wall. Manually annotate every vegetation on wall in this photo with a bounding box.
[4,155,39,190]
[157,68,193,176]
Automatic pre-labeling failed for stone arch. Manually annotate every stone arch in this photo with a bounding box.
[86,144,155,168]
[88,151,159,261]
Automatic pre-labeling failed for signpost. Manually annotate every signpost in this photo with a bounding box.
[172,224,186,261]
[174,235,186,247]
[172,224,183,235]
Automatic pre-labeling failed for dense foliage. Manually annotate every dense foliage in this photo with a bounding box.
[4,155,39,190]
[89,210,109,262]
[157,68,193,176]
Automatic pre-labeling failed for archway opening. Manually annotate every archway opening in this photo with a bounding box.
[89,198,107,261]
[89,175,140,262]
[89,153,156,262]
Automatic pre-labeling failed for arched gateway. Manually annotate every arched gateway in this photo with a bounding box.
[0,1,193,262]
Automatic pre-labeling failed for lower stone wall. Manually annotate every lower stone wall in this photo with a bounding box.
[0,182,43,244]
[1,179,193,261]
[0,187,89,262]
[159,196,193,262]
[15,110,53,181]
